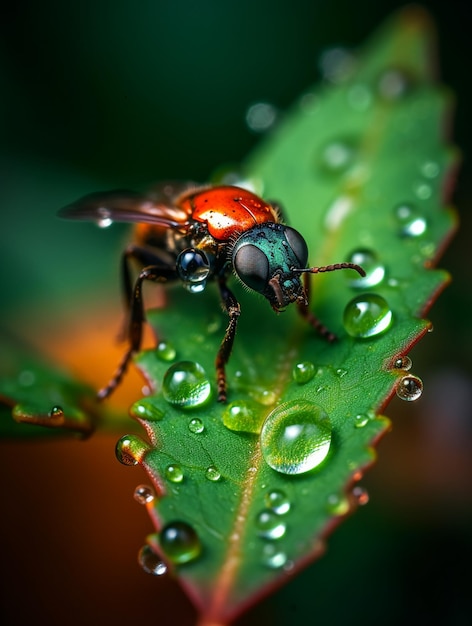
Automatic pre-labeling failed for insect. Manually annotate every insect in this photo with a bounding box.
[59,183,365,402]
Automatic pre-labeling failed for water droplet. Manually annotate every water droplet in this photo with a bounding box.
[165,464,184,483]
[159,521,201,564]
[396,375,423,401]
[292,361,316,385]
[138,545,167,576]
[335,368,347,378]
[245,102,278,132]
[134,484,155,505]
[319,139,356,174]
[222,400,263,434]
[115,434,148,466]
[48,405,64,419]
[162,361,211,408]
[354,414,369,428]
[326,493,350,516]
[413,181,432,200]
[256,510,286,539]
[343,294,393,338]
[97,207,113,228]
[188,418,204,434]
[261,543,288,569]
[260,400,332,475]
[352,485,369,506]
[319,47,356,83]
[324,195,354,231]
[18,370,35,386]
[156,341,176,362]
[377,67,412,100]
[420,161,440,179]
[205,466,221,482]
[299,91,319,114]
[265,490,291,515]
[394,204,427,237]
[130,398,165,421]
[394,356,412,371]
[347,84,373,111]
[345,249,385,288]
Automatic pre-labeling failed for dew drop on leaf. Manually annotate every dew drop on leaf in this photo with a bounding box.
[352,485,370,506]
[292,361,316,385]
[345,249,386,288]
[394,356,412,371]
[420,160,440,179]
[261,544,288,569]
[319,138,356,174]
[130,398,165,421]
[188,417,204,434]
[115,434,148,466]
[205,466,221,482]
[326,493,350,516]
[18,370,35,386]
[222,400,262,434]
[156,341,177,362]
[396,375,423,401]
[347,84,373,111]
[165,464,184,483]
[260,400,332,475]
[265,490,291,515]
[159,521,202,564]
[162,361,211,408]
[354,414,369,429]
[394,203,428,237]
[256,510,287,539]
[377,67,412,100]
[137,544,167,576]
[133,484,155,505]
[343,293,393,338]
[245,102,278,133]
[48,405,64,418]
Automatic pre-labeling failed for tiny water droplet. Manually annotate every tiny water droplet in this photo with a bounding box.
[156,341,176,361]
[413,181,432,200]
[377,67,412,100]
[347,84,373,111]
[343,294,393,338]
[256,510,286,539]
[335,368,347,378]
[134,484,155,505]
[163,361,211,408]
[394,356,412,371]
[265,490,291,515]
[346,249,386,288]
[159,521,201,564]
[319,47,355,83]
[205,466,221,482]
[420,160,440,179]
[138,545,167,576]
[299,91,319,114]
[18,370,35,386]
[165,464,184,483]
[261,543,288,569]
[292,361,316,385]
[354,414,369,428]
[97,207,113,228]
[260,400,332,475]
[49,405,64,419]
[326,493,350,516]
[319,139,356,173]
[245,102,278,132]
[324,195,353,231]
[394,204,427,237]
[222,400,262,434]
[115,435,149,466]
[352,485,369,506]
[396,375,423,401]
[188,418,204,434]
[130,398,165,421]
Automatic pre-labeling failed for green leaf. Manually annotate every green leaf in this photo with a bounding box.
[116,8,457,624]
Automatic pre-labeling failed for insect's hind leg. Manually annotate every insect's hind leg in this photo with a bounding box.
[98,261,177,400]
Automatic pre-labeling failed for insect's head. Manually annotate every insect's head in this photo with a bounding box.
[231,223,308,310]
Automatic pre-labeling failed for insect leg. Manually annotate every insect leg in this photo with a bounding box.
[297,272,337,342]
[216,277,241,403]
[98,263,177,400]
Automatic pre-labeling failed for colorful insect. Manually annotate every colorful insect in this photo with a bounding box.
[59,183,365,402]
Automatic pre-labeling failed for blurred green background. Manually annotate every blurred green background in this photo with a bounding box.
[1,1,471,625]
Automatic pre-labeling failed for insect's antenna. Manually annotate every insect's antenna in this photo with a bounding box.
[293,263,366,277]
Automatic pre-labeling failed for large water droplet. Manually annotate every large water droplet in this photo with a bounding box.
[345,249,385,288]
[319,139,356,174]
[222,400,262,434]
[245,102,278,132]
[130,398,165,421]
[396,375,423,401]
[115,434,148,466]
[138,545,168,576]
[394,204,427,237]
[165,464,184,483]
[256,510,286,539]
[292,361,316,385]
[265,490,291,515]
[260,400,332,475]
[343,294,393,338]
[159,521,202,564]
[162,361,211,408]
[156,341,176,362]
[134,484,155,505]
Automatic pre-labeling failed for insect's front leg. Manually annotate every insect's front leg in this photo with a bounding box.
[297,272,337,341]
[98,261,178,400]
[216,276,241,403]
